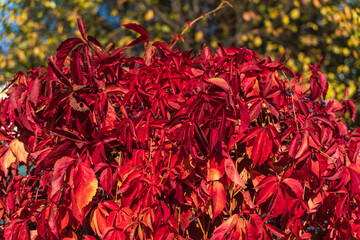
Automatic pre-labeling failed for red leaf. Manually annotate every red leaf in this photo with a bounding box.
[180,208,192,231]
[83,236,97,240]
[288,133,300,158]
[56,37,84,67]
[270,189,285,218]
[77,18,87,40]
[249,100,263,122]
[0,132,9,141]
[335,194,348,218]
[224,157,245,187]
[48,58,72,88]
[300,232,312,239]
[282,178,303,198]
[193,121,210,157]
[201,45,213,61]
[51,157,75,198]
[102,227,126,240]
[264,224,285,237]
[122,23,149,48]
[100,167,113,194]
[252,130,271,165]
[255,176,277,205]
[345,100,356,121]
[29,76,40,105]
[213,214,239,240]
[295,131,309,159]
[212,181,227,219]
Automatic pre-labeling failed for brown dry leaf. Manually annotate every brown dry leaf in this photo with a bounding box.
[239,167,250,183]
[308,192,323,213]
[69,93,90,112]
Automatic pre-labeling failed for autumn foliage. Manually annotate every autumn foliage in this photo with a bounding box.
[0,19,360,240]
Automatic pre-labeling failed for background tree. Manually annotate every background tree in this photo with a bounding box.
[1,0,360,101]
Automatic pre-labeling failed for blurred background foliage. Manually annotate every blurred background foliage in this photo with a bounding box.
[1,0,360,105]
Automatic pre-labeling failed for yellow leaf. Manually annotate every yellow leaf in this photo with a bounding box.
[145,10,154,21]
[344,5,351,19]
[343,48,350,57]
[349,81,357,96]
[269,10,278,20]
[0,60,6,69]
[241,35,248,42]
[282,15,290,25]
[195,31,203,42]
[7,60,15,68]
[254,36,262,47]
[290,9,300,20]
[17,50,26,62]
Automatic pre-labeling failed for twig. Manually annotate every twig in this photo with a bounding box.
[170,0,233,49]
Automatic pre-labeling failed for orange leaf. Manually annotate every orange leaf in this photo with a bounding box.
[30,230,38,240]
[60,211,69,230]
[90,207,108,237]
[10,139,28,163]
[143,43,153,66]
[0,199,4,220]
[207,77,231,92]
[0,147,16,176]
[207,158,224,181]
[212,181,226,219]
[73,162,98,213]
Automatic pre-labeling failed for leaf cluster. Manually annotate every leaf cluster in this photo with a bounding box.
[0,19,360,240]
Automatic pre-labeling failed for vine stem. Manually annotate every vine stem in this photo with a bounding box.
[159,150,172,185]
[282,71,299,132]
[197,216,206,238]
[313,148,338,167]
[170,0,233,49]
[115,151,122,202]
